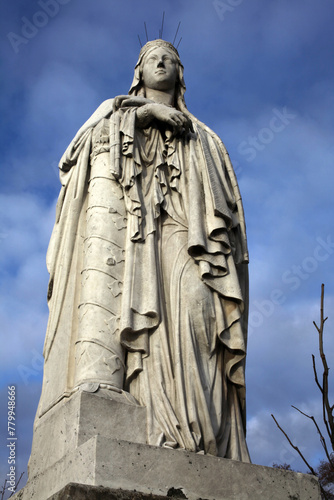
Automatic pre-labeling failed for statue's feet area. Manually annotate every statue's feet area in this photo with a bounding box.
[76,383,140,406]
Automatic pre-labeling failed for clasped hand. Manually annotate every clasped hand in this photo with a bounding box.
[113,95,193,137]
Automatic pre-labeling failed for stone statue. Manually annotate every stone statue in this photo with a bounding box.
[37,39,250,462]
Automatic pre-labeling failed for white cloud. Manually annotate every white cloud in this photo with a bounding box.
[247,401,326,471]
[247,293,334,470]
[0,194,55,372]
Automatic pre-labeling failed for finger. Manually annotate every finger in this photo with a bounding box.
[169,115,182,126]
[119,98,135,107]
[175,118,189,136]
[179,115,193,134]
[183,122,190,135]
[171,114,184,126]
[185,118,194,134]
[171,121,183,137]
[173,116,190,136]
[172,118,182,128]
[176,112,193,132]
[166,118,181,135]
[166,118,178,128]
[120,97,153,108]
[180,118,190,132]
[113,99,119,112]
[113,95,127,111]
[171,111,183,121]
[175,113,191,130]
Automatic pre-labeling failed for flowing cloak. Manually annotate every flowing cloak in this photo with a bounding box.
[41,98,250,461]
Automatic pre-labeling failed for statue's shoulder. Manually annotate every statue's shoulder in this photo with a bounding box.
[67,98,114,150]
[91,98,114,120]
[59,99,115,171]
[80,98,114,133]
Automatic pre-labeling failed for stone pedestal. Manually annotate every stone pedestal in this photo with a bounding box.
[28,390,147,479]
[47,483,185,499]
[13,392,321,500]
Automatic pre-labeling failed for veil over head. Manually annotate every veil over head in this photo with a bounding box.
[128,39,187,111]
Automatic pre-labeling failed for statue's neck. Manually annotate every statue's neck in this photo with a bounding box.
[145,88,175,106]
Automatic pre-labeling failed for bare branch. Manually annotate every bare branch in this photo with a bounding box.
[292,406,334,468]
[315,284,334,449]
[271,414,318,475]
[271,414,330,499]
[1,479,8,500]
[8,472,25,498]
[313,354,323,393]
[272,285,333,500]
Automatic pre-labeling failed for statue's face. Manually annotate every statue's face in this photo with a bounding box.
[141,47,178,92]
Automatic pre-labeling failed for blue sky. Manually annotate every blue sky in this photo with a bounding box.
[1,0,334,494]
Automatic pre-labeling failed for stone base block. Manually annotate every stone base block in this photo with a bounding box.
[13,391,321,500]
[13,435,321,500]
[28,390,147,478]
[48,483,177,500]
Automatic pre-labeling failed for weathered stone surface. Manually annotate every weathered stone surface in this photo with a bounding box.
[37,38,250,461]
[14,436,321,500]
[28,390,146,478]
[47,483,175,500]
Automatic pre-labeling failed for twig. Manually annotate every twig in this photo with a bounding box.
[313,354,323,393]
[271,285,333,499]
[8,472,24,498]
[271,414,329,499]
[313,284,334,450]
[292,406,334,469]
[271,414,317,475]
[1,479,8,500]
[1,472,25,499]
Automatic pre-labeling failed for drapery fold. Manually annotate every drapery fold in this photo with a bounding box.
[41,100,250,460]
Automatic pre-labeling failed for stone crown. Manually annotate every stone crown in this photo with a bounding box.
[139,39,180,59]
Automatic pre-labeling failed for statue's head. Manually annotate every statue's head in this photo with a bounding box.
[129,39,187,110]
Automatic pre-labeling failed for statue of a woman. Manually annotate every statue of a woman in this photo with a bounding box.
[38,39,250,462]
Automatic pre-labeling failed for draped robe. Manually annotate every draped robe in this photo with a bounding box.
[40,98,250,461]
